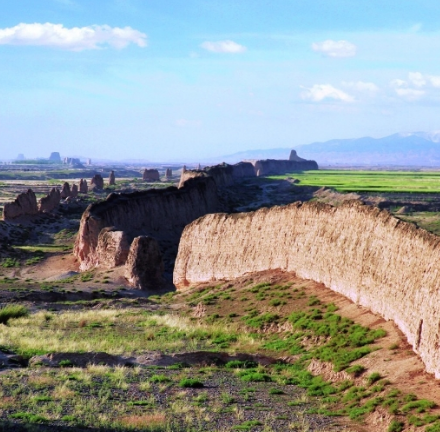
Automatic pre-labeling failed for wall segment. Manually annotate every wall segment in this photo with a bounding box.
[174,201,440,377]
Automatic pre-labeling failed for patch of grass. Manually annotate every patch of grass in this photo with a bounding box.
[242,312,280,329]
[238,371,272,382]
[80,272,94,282]
[269,299,286,307]
[150,374,172,383]
[232,420,263,430]
[269,388,284,395]
[9,412,49,423]
[0,305,29,324]
[289,309,386,371]
[225,360,258,369]
[346,365,366,377]
[1,258,19,268]
[388,419,405,432]
[367,372,382,385]
[401,399,436,413]
[178,378,204,388]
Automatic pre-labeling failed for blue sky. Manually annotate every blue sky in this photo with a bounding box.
[1,0,440,162]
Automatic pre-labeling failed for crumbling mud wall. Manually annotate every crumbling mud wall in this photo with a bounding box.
[174,200,440,378]
[252,158,318,176]
[74,177,221,272]
[3,189,38,220]
[179,163,255,189]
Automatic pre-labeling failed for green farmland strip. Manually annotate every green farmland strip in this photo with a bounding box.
[269,170,440,193]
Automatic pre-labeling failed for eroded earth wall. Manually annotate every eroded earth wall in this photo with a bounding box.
[174,200,440,378]
[74,177,221,271]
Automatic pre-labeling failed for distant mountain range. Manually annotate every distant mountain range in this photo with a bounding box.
[219,131,440,167]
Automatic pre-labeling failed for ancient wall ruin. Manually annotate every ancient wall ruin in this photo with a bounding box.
[251,158,318,176]
[179,162,255,188]
[174,200,440,378]
[3,189,38,220]
[74,177,221,272]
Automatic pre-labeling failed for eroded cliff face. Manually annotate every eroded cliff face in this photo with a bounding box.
[174,200,440,378]
[74,177,221,272]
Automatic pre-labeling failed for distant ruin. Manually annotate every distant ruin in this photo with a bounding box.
[4,187,64,220]
[79,179,88,194]
[60,182,71,199]
[91,174,104,191]
[49,152,61,162]
[174,200,440,378]
[71,184,78,198]
[109,171,116,186]
[143,169,160,182]
[38,188,61,213]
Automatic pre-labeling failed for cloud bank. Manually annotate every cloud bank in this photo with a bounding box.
[391,72,440,100]
[201,40,246,53]
[301,84,354,102]
[0,23,147,51]
[312,39,356,58]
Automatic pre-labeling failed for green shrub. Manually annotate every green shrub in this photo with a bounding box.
[178,378,204,388]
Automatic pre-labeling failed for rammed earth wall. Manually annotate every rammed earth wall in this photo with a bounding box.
[174,200,440,378]
[74,177,221,271]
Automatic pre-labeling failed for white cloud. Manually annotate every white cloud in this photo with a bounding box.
[390,79,407,88]
[408,72,427,87]
[391,72,440,100]
[0,22,147,51]
[311,39,356,58]
[429,75,440,88]
[200,40,246,53]
[395,88,425,100]
[300,84,354,102]
[343,81,379,93]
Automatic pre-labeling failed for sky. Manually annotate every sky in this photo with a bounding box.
[1,0,440,162]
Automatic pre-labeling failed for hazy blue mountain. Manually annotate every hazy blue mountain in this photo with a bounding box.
[218,132,440,166]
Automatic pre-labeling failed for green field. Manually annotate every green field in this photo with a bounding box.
[270,170,440,193]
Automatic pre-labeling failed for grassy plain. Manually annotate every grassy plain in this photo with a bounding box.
[0,278,439,431]
[269,170,440,193]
